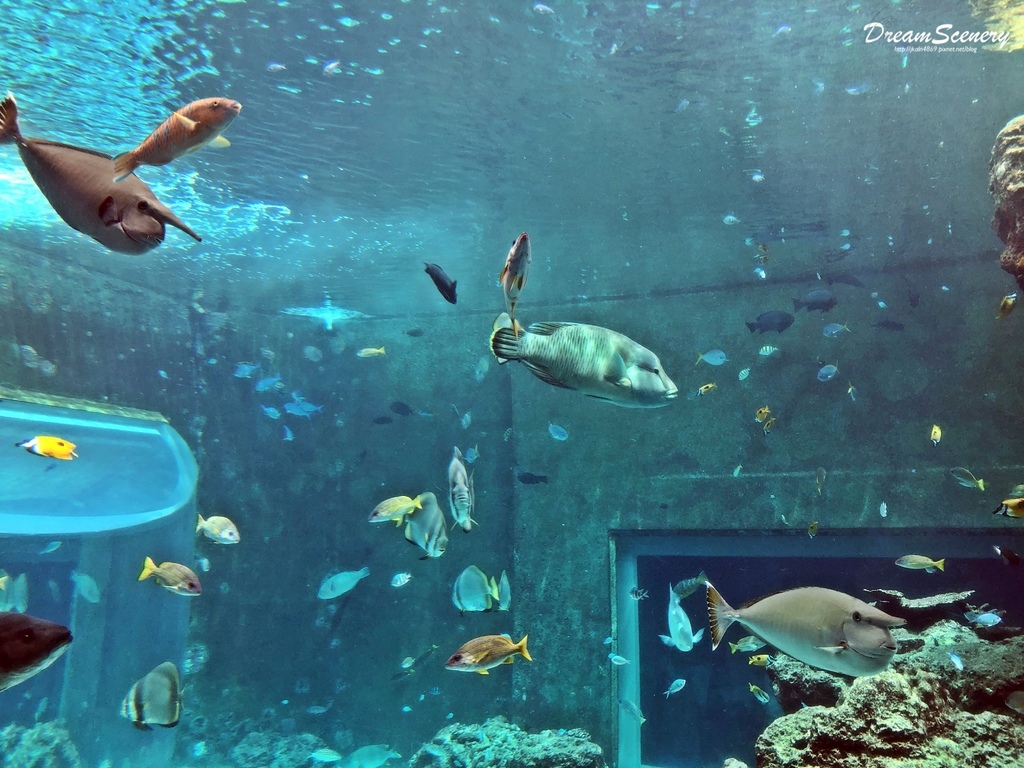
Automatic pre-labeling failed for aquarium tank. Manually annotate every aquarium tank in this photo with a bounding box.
[1,1,1023,767]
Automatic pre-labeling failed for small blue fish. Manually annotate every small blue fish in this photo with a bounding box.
[773,24,792,36]
[845,82,870,95]
[464,446,479,463]
[39,540,62,555]
[674,99,690,112]
[696,349,728,366]
[283,402,306,418]
[548,423,569,441]
[255,375,281,392]
[817,364,838,382]
[233,363,259,379]
[157,370,169,380]
[839,229,850,237]
[262,406,281,420]
[822,323,850,338]
[298,401,322,415]
[948,652,964,671]
[282,425,294,441]
[969,612,1002,627]
[722,214,740,225]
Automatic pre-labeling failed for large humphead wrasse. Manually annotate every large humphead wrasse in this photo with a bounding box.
[0,93,201,254]
[489,313,678,408]
[707,582,904,677]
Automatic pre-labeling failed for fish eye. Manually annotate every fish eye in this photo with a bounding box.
[853,611,862,622]
[137,200,149,210]
[57,441,65,446]
[21,629,35,642]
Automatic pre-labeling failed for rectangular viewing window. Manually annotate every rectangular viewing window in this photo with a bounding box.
[611,529,1023,768]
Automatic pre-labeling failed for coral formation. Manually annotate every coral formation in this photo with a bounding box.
[0,721,82,768]
[755,622,1024,767]
[229,730,326,768]
[990,114,1024,291]
[409,716,605,768]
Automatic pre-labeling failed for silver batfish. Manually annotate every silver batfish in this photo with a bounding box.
[404,491,448,559]
[447,446,475,532]
[0,93,201,254]
[489,313,677,408]
[707,582,904,677]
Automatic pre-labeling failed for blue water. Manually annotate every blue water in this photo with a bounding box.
[2,0,1024,766]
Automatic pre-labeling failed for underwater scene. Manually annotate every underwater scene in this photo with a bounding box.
[1,0,1024,767]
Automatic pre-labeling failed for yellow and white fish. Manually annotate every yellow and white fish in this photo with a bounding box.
[113,98,241,182]
[993,498,1024,518]
[138,558,202,596]
[489,313,677,408]
[895,554,945,573]
[357,347,386,358]
[949,467,984,491]
[368,495,423,526]
[15,436,77,460]
[445,634,531,674]
[196,514,240,544]
[930,424,942,445]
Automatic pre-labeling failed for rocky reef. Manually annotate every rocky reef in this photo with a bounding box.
[755,621,1024,768]
[990,114,1024,292]
[229,730,326,768]
[409,716,605,768]
[0,721,82,768]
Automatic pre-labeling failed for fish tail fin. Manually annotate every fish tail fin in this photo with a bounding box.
[994,504,1007,516]
[138,556,158,581]
[706,582,735,651]
[695,352,702,365]
[488,577,500,601]
[935,559,945,572]
[792,298,804,312]
[0,93,20,144]
[745,322,757,333]
[112,152,137,182]
[196,514,205,533]
[728,642,739,654]
[977,479,986,491]
[490,314,521,364]
[517,634,532,662]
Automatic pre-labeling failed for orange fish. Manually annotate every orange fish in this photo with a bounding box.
[15,436,77,460]
[445,634,531,674]
[113,97,242,182]
[499,232,531,335]
[696,383,717,396]
[993,498,1024,518]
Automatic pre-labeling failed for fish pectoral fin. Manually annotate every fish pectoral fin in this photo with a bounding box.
[603,354,631,389]
[521,361,572,390]
[172,111,200,132]
[814,644,848,655]
[209,135,230,149]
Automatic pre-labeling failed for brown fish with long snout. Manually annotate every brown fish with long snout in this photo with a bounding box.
[0,93,201,254]
[707,582,905,677]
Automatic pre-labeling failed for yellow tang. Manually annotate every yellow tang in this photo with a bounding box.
[15,436,77,460]
[930,424,941,445]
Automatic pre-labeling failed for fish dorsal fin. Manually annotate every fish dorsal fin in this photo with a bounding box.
[738,588,793,610]
[527,321,571,336]
[521,360,571,389]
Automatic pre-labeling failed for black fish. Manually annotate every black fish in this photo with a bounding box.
[0,613,72,693]
[373,415,393,425]
[0,94,201,254]
[404,328,425,337]
[423,263,457,304]
[905,279,920,308]
[822,250,848,263]
[826,273,865,288]
[517,471,549,485]
[390,401,413,416]
[745,310,794,334]
[996,545,1020,566]
[793,288,837,313]
[873,320,905,331]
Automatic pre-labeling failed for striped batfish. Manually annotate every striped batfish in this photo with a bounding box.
[706,582,904,677]
[121,662,181,729]
[489,313,677,408]
[113,97,241,182]
[447,447,475,532]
